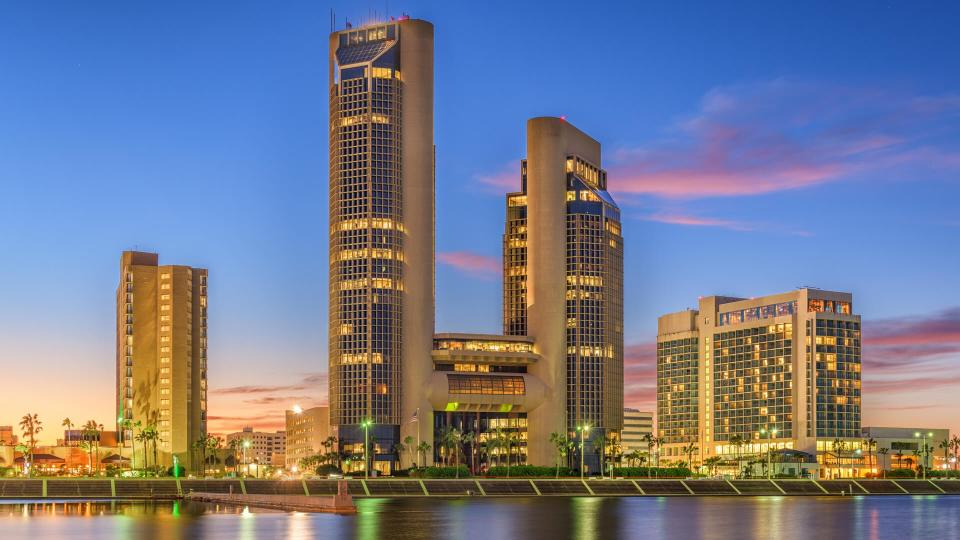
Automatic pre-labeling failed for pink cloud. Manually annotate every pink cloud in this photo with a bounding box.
[641,212,754,232]
[609,81,960,199]
[474,161,520,193]
[437,251,500,279]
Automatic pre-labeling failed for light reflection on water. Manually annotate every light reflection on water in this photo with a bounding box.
[2,496,960,539]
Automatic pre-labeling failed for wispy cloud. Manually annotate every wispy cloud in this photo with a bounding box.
[640,212,755,232]
[473,161,520,194]
[437,251,500,279]
[863,307,960,395]
[609,80,960,199]
[211,372,327,395]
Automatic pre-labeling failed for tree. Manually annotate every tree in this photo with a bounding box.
[462,432,477,475]
[402,435,416,469]
[704,456,722,476]
[206,435,224,474]
[865,438,877,473]
[894,450,904,471]
[228,439,242,473]
[682,441,698,472]
[416,441,431,469]
[939,439,951,471]
[878,447,889,478]
[62,418,74,449]
[951,436,960,471]
[831,439,847,477]
[549,432,572,478]
[82,420,103,474]
[19,413,42,475]
[642,433,655,478]
[194,437,208,476]
[729,435,746,478]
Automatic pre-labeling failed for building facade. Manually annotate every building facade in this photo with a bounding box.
[863,426,952,472]
[328,18,435,474]
[285,406,331,471]
[0,426,16,446]
[226,427,285,468]
[657,289,862,478]
[116,251,208,471]
[621,409,654,454]
[503,117,624,470]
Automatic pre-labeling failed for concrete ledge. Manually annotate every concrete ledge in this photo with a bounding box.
[185,491,356,514]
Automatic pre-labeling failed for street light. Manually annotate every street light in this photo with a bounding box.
[292,404,303,415]
[242,440,251,477]
[117,415,125,474]
[759,427,778,480]
[362,420,373,479]
[578,425,591,479]
[914,431,933,479]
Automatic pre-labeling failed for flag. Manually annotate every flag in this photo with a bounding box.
[409,408,419,423]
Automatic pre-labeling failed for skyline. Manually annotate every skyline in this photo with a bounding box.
[2,1,959,443]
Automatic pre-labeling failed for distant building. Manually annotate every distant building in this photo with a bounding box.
[0,426,17,445]
[621,409,653,453]
[657,288,863,478]
[226,427,285,468]
[61,430,118,447]
[116,251,208,471]
[863,427,952,472]
[286,406,331,471]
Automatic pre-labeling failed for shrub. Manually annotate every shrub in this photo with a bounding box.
[486,465,575,477]
[410,466,470,478]
[883,468,917,478]
[314,464,342,476]
[611,466,692,478]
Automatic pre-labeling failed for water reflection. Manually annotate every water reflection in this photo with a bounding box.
[2,496,960,539]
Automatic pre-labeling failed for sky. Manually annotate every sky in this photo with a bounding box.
[0,1,958,443]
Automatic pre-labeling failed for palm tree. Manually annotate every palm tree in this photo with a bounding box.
[194,437,208,476]
[416,441,431,469]
[682,441,698,472]
[729,435,746,478]
[939,439,950,472]
[462,432,478,475]
[642,433,655,478]
[206,435,224,474]
[18,413,42,474]
[548,432,571,478]
[704,456,722,476]
[895,450,904,471]
[878,448,889,478]
[831,439,847,477]
[402,435,416,469]
[228,439,241,474]
[951,436,960,472]
[62,418,74,448]
[865,438,877,473]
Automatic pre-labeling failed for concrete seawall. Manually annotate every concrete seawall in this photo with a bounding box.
[1,478,957,500]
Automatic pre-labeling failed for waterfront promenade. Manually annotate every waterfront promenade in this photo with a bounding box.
[1,478,957,500]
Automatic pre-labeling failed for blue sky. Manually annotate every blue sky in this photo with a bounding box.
[1,1,958,439]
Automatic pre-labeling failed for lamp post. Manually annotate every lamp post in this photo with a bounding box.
[242,440,251,477]
[117,415,125,474]
[759,427,778,480]
[915,432,933,479]
[362,420,373,479]
[578,425,590,479]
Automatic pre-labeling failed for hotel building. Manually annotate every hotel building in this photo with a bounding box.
[116,251,208,470]
[285,406,332,471]
[657,289,862,477]
[327,17,435,474]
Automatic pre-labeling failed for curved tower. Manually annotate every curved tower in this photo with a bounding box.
[328,19,435,473]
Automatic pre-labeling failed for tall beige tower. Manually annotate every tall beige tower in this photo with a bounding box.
[328,19,435,472]
[504,118,624,468]
[116,251,207,471]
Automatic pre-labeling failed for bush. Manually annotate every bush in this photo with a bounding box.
[883,468,917,478]
[410,466,470,478]
[486,465,574,477]
[611,466,692,478]
[314,464,342,476]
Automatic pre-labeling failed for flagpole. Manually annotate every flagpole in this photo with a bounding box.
[416,408,421,468]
